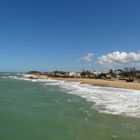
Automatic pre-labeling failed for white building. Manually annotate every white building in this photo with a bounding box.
[93,72,101,75]
[69,72,81,78]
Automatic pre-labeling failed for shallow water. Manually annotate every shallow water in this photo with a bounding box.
[0,74,140,140]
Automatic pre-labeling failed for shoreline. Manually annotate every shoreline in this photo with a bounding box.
[25,74,140,90]
[50,77,140,90]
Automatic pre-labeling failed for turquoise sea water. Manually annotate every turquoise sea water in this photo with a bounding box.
[0,73,140,140]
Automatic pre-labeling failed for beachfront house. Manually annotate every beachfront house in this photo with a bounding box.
[69,72,81,78]
[81,70,96,78]
[93,72,101,76]
[135,71,140,79]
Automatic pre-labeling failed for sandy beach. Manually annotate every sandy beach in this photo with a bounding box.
[55,78,140,90]
[51,77,140,90]
[26,74,140,90]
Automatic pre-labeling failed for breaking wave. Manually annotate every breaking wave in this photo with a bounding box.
[11,75,140,118]
[43,79,140,118]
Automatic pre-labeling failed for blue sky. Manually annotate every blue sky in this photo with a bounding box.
[0,0,140,72]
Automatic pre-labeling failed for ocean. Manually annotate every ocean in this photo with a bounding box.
[0,73,140,140]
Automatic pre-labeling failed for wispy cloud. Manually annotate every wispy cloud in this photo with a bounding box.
[79,53,94,62]
[98,51,140,65]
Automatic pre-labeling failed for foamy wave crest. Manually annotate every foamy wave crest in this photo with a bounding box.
[43,80,140,118]
[10,74,52,83]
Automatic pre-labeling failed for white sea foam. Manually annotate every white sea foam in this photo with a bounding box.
[43,79,140,118]
[11,75,140,118]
